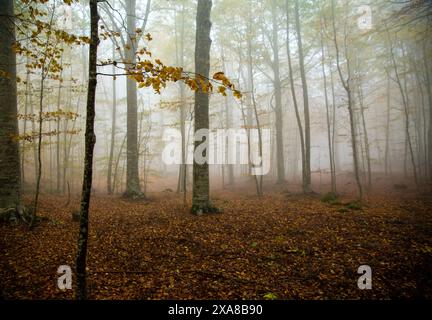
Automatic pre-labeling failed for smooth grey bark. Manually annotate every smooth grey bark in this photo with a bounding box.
[294,0,311,192]
[76,0,99,300]
[175,3,188,196]
[107,44,117,195]
[124,0,144,199]
[221,46,234,186]
[246,27,263,196]
[0,0,21,212]
[56,52,64,193]
[33,7,55,223]
[113,134,127,194]
[270,0,285,184]
[331,0,363,199]
[357,81,372,189]
[319,22,336,194]
[387,33,418,187]
[384,73,392,176]
[191,0,217,214]
[285,0,306,188]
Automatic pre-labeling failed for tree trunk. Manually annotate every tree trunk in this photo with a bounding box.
[246,11,263,196]
[357,82,372,190]
[331,0,363,199]
[270,0,285,184]
[21,58,31,189]
[285,0,306,189]
[294,0,311,192]
[191,0,216,214]
[319,22,336,194]
[422,42,432,181]
[124,0,144,199]
[384,73,391,176]
[56,52,64,193]
[221,46,234,186]
[176,3,187,195]
[0,0,21,213]
[107,44,117,195]
[387,32,418,187]
[76,0,99,300]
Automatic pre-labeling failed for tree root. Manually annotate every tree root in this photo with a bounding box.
[191,202,222,215]
[0,204,40,228]
[122,190,146,200]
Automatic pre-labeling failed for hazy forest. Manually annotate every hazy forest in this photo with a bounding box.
[1,0,432,301]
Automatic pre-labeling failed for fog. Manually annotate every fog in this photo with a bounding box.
[14,0,432,196]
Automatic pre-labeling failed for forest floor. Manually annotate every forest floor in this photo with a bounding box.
[1,186,432,299]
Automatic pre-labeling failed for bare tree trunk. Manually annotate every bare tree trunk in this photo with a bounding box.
[124,0,144,199]
[113,134,127,194]
[246,15,263,196]
[176,3,187,195]
[319,22,336,194]
[221,46,234,186]
[294,0,311,192]
[21,58,31,189]
[271,0,285,184]
[387,31,418,187]
[76,0,99,300]
[331,0,362,199]
[286,0,306,190]
[384,73,391,176]
[107,44,117,194]
[192,0,217,214]
[0,0,21,214]
[56,52,64,193]
[357,82,372,190]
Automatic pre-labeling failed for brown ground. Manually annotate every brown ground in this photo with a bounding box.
[1,186,431,299]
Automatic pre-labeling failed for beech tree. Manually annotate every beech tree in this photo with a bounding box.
[191,0,217,214]
[0,0,21,221]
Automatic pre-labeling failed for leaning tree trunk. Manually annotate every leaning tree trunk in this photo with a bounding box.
[0,0,21,217]
[191,0,217,214]
[76,0,99,300]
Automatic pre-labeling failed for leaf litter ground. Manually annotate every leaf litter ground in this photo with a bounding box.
[1,188,431,299]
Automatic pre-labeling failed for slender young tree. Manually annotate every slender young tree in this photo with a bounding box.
[270,0,285,184]
[76,0,99,300]
[107,44,117,195]
[320,18,336,194]
[294,0,311,192]
[285,0,306,188]
[331,0,363,199]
